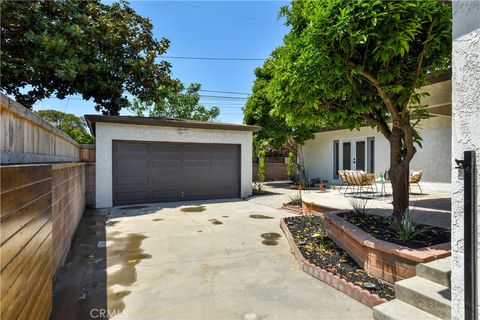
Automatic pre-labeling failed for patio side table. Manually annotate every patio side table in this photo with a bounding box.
[376,179,391,196]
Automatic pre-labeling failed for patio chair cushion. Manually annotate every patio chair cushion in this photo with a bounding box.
[338,170,348,183]
[344,170,368,186]
[410,170,423,183]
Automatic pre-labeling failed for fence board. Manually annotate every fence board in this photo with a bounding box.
[0,165,53,320]
[1,94,80,164]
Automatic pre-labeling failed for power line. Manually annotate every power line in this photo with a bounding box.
[200,89,250,95]
[200,103,245,106]
[204,105,243,109]
[199,95,248,100]
[163,56,266,61]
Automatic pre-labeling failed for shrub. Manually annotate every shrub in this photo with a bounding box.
[258,150,266,184]
[289,185,303,205]
[347,196,370,216]
[389,208,430,241]
[287,151,296,182]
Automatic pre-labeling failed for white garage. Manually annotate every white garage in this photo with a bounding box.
[85,115,260,208]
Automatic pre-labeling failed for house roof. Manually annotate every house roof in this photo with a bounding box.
[84,114,261,136]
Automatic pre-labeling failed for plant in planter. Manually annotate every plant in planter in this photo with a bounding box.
[389,208,430,241]
[289,185,303,205]
[347,196,370,216]
[287,151,296,183]
[257,150,266,191]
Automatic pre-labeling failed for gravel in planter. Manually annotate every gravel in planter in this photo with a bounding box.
[284,215,395,300]
[338,212,451,249]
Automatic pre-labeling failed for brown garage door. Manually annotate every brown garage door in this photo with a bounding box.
[112,141,240,205]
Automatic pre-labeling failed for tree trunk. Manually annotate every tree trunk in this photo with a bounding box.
[389,128,410,218]
[296,144,307,186]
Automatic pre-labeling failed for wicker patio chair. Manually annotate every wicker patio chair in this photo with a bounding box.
[343,170,376,196]
[337,169,349,193]
[409,170,424,194]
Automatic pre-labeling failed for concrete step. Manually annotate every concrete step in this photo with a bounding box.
[373,300,441,320]
[395,276,451,320]
[416,257,451,288]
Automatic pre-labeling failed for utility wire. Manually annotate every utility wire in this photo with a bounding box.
[200,89,250,95]
[199,95,248,100]
[162,56,266,61]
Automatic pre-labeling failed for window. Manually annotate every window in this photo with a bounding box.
[333,140,339,179]
[367,137,375,173]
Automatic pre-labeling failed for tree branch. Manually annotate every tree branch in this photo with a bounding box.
[402,20,436,118]
[362,114,392,142]
[348,62,400,122]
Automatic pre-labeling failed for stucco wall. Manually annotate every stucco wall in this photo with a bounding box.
[451,1,480,319]
[95,122,253,208]
[303,116,452,187]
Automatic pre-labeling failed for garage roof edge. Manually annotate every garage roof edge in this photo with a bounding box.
[84,115,261,136]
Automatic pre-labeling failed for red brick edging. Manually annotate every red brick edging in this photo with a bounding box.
[281,203,303,214]
[280,218,387,308]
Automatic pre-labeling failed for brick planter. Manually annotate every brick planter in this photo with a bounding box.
[322,210,451,284]
[302,200,337,215]
[280,218,387,308]
[281,203,303,214]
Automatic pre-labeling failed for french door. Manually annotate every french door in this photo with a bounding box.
[340,138,367,171]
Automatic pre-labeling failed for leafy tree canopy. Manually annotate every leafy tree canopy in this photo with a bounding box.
[267,0,451,215]
[129,82,220,121]
[1,0,174,115]
[243,57,316,151]
[35,110,95,144]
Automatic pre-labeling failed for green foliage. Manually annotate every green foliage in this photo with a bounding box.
[389,208,429,241]
[287,151,296,179]
[347,196,370,216]
[1,0,174,115]
[267,0,451,215]
[271,0,451,132]
[289,186,303,205]
[129,82,219,121]
[258,150,266,184]
[243,58,316,150]
[35,110,94,144]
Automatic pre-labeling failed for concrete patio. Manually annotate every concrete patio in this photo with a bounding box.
[302,189,451,229]
[52,199,373,320]
[247,181,451,229]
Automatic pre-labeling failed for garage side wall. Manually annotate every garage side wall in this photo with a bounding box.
[95,123,253,208]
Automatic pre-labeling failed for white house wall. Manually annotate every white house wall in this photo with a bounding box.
[95,122,253,208]
[302,116,452,187]
[451,1,480,318]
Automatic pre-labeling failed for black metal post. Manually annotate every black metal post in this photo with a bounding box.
[464,150,477,320]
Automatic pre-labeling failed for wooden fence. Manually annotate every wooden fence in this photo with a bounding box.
[79,145,96,207]
[0,94,91,319]
[252,157,289,181]
[0,94,80,164]
[1,165,54,320]
[51,163,86,279]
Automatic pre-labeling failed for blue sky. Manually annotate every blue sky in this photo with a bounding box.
[32,1,289,124]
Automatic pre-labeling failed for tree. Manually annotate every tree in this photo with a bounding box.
[129,82,220,121]
[244,58,316,150]
[35,110,94,144]
[244,57,318,184]
[268,0,451,217]
[1,0,174,115]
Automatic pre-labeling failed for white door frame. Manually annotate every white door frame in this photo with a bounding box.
[339,137,368,171]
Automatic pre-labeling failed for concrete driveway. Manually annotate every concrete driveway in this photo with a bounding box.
[105,199,372,320]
